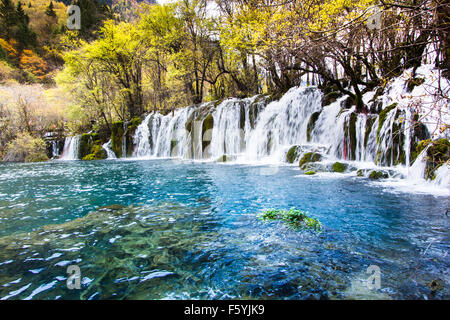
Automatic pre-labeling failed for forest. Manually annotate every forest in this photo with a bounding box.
[0,0,448,162]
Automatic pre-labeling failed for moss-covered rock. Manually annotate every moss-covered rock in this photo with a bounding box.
[79,133,93,159]
[304,171,316,175]
[420,139,450,180]
[298,152,322,169]
[216,154,236,162]
[368,170,389,180]
[301,162,329,173]
[332,162,347,173]
[286,146,301,163]
[202,114,214,153]
[78,133,107,161]
[356,169,366,177]
[111,121,125,158]
[82,145,107,161]
[344,112,357,160]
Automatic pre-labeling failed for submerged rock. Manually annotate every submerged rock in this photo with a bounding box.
[0,202,217,300]
[97,204,126,212]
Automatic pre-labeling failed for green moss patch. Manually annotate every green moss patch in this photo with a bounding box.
[368,170,389,180]
[299,152,322,169]
[111,121,125,158]
[82,145,107,161]
[332,162,347,173]
[422,139,449,180]
[286,146,301,163]
[258,208,322,231]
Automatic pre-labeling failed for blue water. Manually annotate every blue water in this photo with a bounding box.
[0,160,448,299]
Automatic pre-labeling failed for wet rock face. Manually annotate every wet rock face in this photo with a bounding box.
[356,169,389,180]
[125,117,143,157]
[417,139,450,180]
[332,162,347,173]
[0,202,218,300]
[79,133,107,161]
[307,111,321,142]
[43,132,65,159]
[286,146,302,164]
[111,121,125,158]
[299,152,322,169]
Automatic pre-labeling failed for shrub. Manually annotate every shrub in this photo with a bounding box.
[2,132,49,162]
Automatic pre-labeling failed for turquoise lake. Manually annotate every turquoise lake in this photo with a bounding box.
[0,159,448,299]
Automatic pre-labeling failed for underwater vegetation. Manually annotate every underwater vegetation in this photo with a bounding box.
[258,208,322,232]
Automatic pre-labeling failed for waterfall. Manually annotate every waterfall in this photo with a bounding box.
[60,135,81,160]
[241,87,323,162]
[310,100,351,160]
[102,140,117,160]
[131,87,414,165]
[129,81,446,192]
[51,141,60,158]
[133,107,196,158]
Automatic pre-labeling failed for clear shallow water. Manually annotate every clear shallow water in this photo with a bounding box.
[0,160,448,299]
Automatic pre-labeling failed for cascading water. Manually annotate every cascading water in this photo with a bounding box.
[130,68,448,194]
[51,141,60,159]
[241,87,323,163]
[132,86,432,166]
[102,140,117,160]
[60,135,81,160]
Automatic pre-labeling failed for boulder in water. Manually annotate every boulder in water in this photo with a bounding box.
[368,170,389,180]
[286,146,302,163]
[299,152,322,169]
[301,162,329,173]
[332,162,347,173]
[82,144,107,161]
